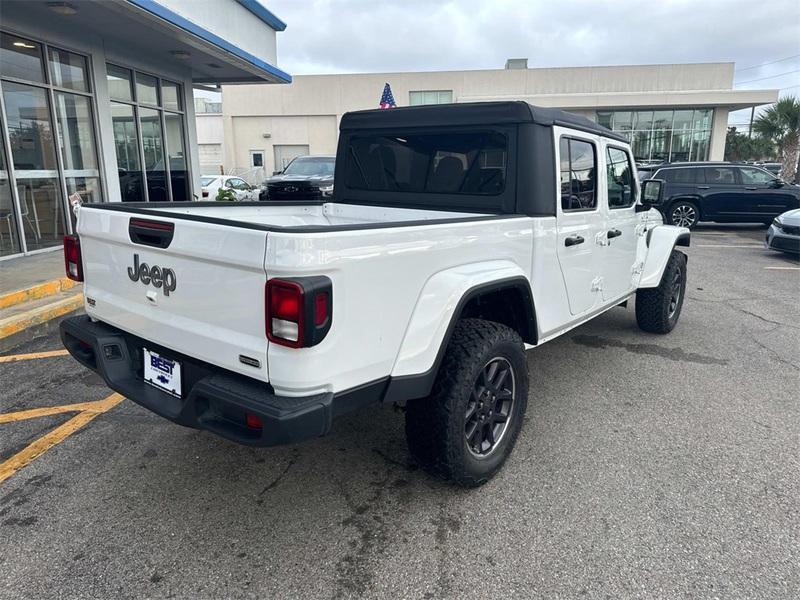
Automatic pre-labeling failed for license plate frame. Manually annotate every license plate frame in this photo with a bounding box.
[143,348,182,397]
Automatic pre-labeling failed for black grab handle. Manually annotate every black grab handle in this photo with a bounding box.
[129,218,175,249]
[565,235,585,247]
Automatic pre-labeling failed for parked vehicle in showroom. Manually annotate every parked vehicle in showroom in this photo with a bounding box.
[201,175,257,201]
[765,209,800,254]
[259,155,335,201]
[60,101,689,487]
[649,162,800,228]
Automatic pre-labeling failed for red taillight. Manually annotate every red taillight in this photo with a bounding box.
[266,277,332,348]
[63,235,83,282]
[266,280,304,347]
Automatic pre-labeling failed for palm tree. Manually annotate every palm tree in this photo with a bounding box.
[753,96,800,182]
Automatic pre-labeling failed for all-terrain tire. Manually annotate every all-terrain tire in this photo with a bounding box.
[636,249,687,334]
[405,318,528,487]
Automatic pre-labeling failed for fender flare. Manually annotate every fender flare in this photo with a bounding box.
[384,261,535,403]
[639,225,690,289]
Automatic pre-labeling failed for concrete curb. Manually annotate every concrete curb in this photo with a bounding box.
[0,294,84,346]
[0,277,79,310]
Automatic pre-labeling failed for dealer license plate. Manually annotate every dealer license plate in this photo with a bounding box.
[143,348,182,397]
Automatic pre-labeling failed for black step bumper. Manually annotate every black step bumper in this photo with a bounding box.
[59,316,375,447]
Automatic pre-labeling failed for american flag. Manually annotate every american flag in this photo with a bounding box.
[379,83,397,109]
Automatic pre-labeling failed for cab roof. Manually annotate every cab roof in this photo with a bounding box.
[339,100,627,142]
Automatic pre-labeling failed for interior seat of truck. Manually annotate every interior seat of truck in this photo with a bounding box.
[429,156,465,193]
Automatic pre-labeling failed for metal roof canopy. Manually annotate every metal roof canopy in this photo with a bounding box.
[0,0,290,85]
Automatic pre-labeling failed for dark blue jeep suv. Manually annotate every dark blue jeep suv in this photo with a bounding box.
[648,163,800,229]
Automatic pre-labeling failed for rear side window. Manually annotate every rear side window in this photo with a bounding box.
[704,167,736,184]
[739,167,775,185]
[606,147,636,208]
[560,137,597,211]
[345,131,507,195]
[660,168,699,184]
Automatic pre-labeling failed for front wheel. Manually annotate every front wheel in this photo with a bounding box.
[668,201,699,229]
[405,319,529,487]
[636,249,687,334]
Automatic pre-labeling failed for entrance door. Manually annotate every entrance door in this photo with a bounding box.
[273,145,309,173]
[555,132,605,316]
[601,144,639,301]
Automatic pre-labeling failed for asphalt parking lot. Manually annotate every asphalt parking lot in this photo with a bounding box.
[1,224,798,600]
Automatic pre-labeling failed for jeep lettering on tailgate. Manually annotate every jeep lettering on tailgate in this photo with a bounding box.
[127,254,177,296]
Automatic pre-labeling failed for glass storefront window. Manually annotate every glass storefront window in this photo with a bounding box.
[111,102,143,202]
[54,93,101,203]
[0,114,22,256]
[2,82,64,250]
[165,112,188,201]
[107,64,133,102]
[136,72,159,106]
[66,177,102,204]
[597,108,713,163]
[162,80,181,111]
[48,48,89,92]
[140,107,167,201]
[0,32,45,83]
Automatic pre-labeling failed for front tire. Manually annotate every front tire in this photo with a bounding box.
[668,201,699,229]
[636,250,687,334]
[405,319,528,487]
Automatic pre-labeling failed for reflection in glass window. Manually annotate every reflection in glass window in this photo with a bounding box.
[606,147,636,208]
[54,93,100,178]
[111,102,143,202]
[704,167,736,184]
[140,108,167,201]
[560,138,597,211]
[739,167,775,185]
[49,48,89,92]
[0,114,23,256]
[165,112,189,201]
[161,81,181,111]
[597,108,713,162]
[136,73,159,106]
[0,32,45,83]
[3,82,58,172]
[107,64,133,102]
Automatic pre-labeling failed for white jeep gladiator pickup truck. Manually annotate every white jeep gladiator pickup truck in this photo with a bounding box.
[60,102,688,486]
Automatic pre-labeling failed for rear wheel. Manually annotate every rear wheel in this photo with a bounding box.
[405,319,528,487]
[636,250,687,334]
[668,201,699,229]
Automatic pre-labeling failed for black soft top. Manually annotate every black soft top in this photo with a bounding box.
[339,100,626,142]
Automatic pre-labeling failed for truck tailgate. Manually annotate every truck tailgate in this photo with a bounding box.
[78,207,270,382]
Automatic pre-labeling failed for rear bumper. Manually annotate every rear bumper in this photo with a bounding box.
[59,316,374,447]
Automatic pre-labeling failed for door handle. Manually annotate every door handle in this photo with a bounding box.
[607,229,622,239]
[565,235,585,247]
[744,187,758,190]
[697,186,710,190]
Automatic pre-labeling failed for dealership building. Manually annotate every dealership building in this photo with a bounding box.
[201,60,777,178]
[0,0,289,260]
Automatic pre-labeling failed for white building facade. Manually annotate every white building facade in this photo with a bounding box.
[0,0,289,260]
[208,61,777,179]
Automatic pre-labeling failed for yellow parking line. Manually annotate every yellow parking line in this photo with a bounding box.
[0,398,115,424]
[0,349,70,364]
[0,393,124,485]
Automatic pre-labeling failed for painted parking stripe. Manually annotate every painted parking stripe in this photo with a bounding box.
[0,393,124,485]
[764,266,800,270]
[0,399,116,424]
[0,349,70,364]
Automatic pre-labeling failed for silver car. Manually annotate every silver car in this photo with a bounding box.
[765,208,800,255]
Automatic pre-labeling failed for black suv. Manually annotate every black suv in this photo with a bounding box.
[648,163,800,229]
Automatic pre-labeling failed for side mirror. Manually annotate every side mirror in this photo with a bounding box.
[769,178,784,188]
[640,179,664,206]
[273,170,283,176]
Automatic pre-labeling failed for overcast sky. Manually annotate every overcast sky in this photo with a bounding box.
[260,0,799,124]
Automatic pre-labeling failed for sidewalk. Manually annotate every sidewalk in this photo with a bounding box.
[0,250,66,295]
